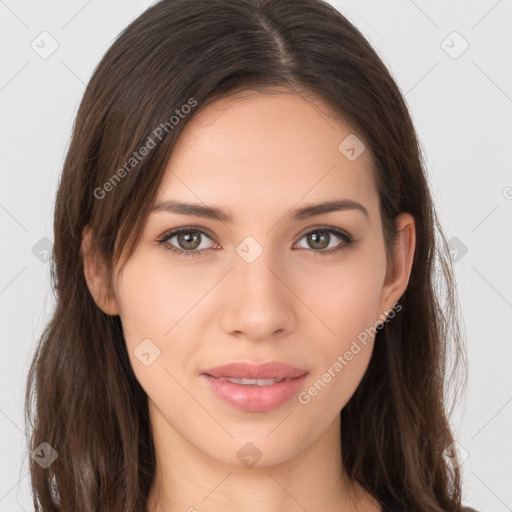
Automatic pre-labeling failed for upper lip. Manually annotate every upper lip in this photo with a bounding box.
[202,361,308,380]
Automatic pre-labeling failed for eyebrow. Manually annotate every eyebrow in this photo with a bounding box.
[151,198,369,223]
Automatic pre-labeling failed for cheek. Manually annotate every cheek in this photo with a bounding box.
[295,252,386,340]
[114,256,201,386]
[293,254,384,409]
[115,251,203,340]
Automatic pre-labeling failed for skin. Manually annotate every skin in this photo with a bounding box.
[83,89,415,512]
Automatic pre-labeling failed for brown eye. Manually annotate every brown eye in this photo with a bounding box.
[295,227,354,255]
[305,231,330,250]
[175,232,202,251]
[157,228,217,258]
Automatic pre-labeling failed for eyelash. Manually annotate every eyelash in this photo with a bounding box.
[156,225,355,259]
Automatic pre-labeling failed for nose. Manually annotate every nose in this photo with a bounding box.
[220,251,298,342]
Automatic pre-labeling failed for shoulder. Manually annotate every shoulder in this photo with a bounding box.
[461,507,482,512]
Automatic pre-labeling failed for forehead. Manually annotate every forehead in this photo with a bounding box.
[156,90,378,223]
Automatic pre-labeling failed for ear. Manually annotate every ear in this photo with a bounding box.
[377,213,416,318]
[81,226,120,316]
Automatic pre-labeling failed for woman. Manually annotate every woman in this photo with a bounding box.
[25,0,476,510]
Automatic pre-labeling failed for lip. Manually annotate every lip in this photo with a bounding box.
[202,361,308,380]
[201,361,309,412]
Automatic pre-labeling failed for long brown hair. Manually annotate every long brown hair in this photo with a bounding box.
[24,0,466,510]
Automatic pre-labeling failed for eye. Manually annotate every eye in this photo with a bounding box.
[157,225,354,259]
[294,226,354,256]
[157,227,217,258]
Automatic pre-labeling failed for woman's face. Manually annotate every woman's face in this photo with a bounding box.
[94,90,414,467]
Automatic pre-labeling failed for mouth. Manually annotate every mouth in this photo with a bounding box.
[202,361,308,380]
[214,376,289,386]
[200,361,309,412]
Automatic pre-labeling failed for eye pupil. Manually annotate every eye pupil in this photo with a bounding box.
[308,231,329,250]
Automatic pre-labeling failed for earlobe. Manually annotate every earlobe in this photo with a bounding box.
[81,226,120,316]
[378,213,416,317]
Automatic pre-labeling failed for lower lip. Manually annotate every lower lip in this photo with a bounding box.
[201,374,309,412]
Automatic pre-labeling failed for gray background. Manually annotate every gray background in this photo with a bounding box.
[1,0,511,510]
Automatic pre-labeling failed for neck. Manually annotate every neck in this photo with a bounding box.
[146,403,380,512]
